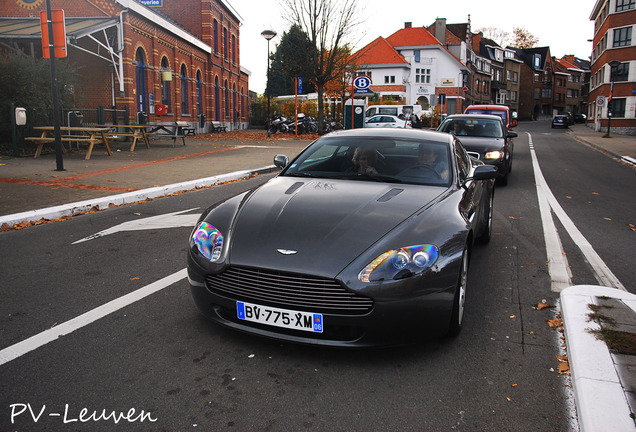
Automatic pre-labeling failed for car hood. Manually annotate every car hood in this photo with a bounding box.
[227,177,444,277]
[456,136,505,153]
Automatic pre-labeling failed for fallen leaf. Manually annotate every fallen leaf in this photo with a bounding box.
[566,196,572,199]
[557,355,568,361]
[558,361,570,374]
[510,315,516,319]
[592,192,599,195]
[546,318,563,328]
[508,216,517,220]
[604,218,612,221]
[537,302,554,310]
[130,277,140,281]
[511,383,518,387]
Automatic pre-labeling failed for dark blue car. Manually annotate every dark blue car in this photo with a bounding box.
[552,115,569,128]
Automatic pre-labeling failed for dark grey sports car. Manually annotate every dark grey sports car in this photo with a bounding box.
[187,128,497,347]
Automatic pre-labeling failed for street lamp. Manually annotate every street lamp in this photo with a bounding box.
[261,29,277,137]
[605,59,621,138]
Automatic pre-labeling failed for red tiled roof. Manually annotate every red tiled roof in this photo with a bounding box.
[386,27,441,47]
[355,36,408,66]
[556,58,580,70]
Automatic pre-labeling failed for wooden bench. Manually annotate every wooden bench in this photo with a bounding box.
[211,121,227,133]
[97,124,150,151]
[176,121,196,136]
[146,122,186,146]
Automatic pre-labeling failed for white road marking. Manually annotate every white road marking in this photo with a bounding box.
[0,269,187,366]
[528,133,625,292]
[73,209,200,244]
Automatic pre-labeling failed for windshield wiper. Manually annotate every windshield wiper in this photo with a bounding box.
[337,172,403,183]
[284,172,318,178]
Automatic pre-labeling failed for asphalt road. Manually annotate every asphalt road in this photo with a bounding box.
[1,122,633,431]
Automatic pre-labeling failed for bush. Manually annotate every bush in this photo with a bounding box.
[0,54,81,153]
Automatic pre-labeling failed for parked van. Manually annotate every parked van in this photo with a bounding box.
[365,104,423,119]
[464,104,517,129]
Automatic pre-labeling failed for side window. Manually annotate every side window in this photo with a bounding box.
[454,139,470,180]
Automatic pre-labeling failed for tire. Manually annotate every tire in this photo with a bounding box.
[447,246,468,337]
[498,171,508,186]
[477,189,494,244]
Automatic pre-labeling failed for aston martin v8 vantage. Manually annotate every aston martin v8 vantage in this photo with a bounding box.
[187,128,497,347]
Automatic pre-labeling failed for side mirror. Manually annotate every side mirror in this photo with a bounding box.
[507,131,518,138]
[471,165,498,181]
[274,154,289,169]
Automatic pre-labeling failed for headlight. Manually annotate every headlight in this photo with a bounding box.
[359,244,439,282]
[191,222,224,261]
[484,150,504,160]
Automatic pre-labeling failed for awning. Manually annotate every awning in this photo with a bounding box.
[0,16,119,40]
[0,16,123,91]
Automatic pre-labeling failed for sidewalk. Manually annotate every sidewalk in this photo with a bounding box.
[0,130,311,226]
[0,124,635,430]
[566,122,636,164]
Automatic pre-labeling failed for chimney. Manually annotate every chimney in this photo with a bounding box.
[435,18,446,45]
[405,22,412,28]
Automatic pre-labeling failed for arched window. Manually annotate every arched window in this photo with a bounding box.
[223,28,228,59]
[241,86,245,119]
[231,35,236,64]
[180,64,188,115]
[214,76,220,121]
[213,20,218,55]
[224,79,229,119]
[196,70,202,117]
[161,57,170,109]
[135,48,147,114]
[232,83,237,124]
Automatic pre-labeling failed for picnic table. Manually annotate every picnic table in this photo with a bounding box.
[146,121,194,146]
[27,126,112,160]
[96,124,150,151]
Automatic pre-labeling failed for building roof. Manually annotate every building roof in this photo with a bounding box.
[509,46,552,71]
[386,26,441,47]
[355,36,408,66]
[555,57,584,73]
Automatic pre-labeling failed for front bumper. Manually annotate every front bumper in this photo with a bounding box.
[187,263,457,348]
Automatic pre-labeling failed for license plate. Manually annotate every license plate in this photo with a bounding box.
[236,301,323,333]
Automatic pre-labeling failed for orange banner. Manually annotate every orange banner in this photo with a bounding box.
[40,10,67,58]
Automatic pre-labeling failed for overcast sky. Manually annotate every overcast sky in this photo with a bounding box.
[235,0,596,94]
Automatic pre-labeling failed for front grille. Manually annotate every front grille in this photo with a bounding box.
[205,267,373,315]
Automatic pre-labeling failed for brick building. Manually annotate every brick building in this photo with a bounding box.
[588,0,636,134]
[0,0,249,130]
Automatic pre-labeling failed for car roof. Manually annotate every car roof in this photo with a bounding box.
[465,104,510,111]
[324,127,452,144]
[444,114,504,122]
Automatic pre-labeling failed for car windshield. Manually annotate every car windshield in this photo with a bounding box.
[283,136,451,186]
[439,118,504,138]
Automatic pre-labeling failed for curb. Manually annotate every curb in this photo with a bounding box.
[567,130,636,166]
[0,165,277,227]
[561,285,636,432]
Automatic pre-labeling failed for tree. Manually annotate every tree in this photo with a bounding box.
[280,0,363,133]
[268,24,317,97]
[476,27,511,47]
[510,27,539,49]
[0,54,82,153]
